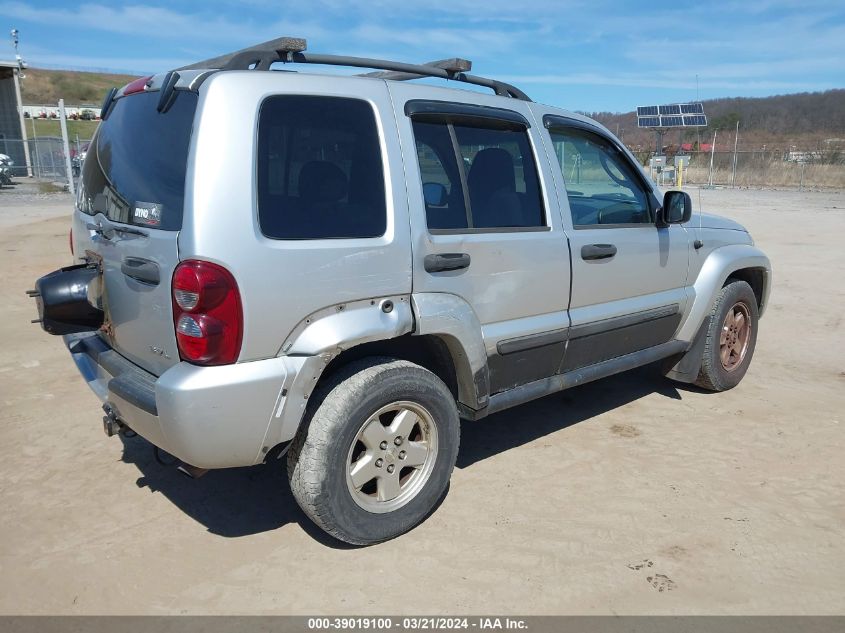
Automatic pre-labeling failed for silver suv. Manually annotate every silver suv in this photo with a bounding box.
[33,38,771,544]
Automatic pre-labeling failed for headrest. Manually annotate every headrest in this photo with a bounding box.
[467,148,516,196]
[298,161,348,204]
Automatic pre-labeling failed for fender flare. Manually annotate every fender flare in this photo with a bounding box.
[260,295,415,456]
[411,292,490,410]
[676,244,772,342]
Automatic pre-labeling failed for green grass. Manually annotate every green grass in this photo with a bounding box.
[25,118,99,141]
[20,68,138,105]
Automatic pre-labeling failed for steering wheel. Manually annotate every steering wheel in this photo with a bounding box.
[599,152,633,189]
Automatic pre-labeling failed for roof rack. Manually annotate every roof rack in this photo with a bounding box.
[178,37,531,101]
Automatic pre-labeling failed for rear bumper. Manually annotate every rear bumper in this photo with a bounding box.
[65,332,298,468]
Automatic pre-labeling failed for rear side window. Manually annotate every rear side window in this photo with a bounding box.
[411,117,545,231]
[79,90,197,230]
[257,96,386,240]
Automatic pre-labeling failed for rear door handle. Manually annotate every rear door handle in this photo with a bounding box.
[424,253,471,273]
[581,244,617,260]
[121,257,160,285]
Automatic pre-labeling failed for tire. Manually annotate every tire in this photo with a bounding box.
[694,280,759,391]
[287,357,460,545]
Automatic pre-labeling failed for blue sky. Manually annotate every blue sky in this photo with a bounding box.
[2,0,844,112]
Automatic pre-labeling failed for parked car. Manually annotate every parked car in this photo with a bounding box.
[32,38,771,545]
[0,153,13,186]
[70,143,90,178]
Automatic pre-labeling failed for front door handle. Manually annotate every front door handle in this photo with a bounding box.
[581,244,617,261]
[424,253,471,273]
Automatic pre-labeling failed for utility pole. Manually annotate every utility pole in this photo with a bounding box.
[59,99,75,197]
[11,28,33,177]
[731,120,739,188]
[29,114,38,179]
[696,74,701,151]
[708,129,717,187]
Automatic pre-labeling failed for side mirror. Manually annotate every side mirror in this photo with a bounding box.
[661,190,692,225]
[423,182,447,207]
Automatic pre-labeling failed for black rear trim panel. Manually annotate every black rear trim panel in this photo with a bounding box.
[69,334,158,416]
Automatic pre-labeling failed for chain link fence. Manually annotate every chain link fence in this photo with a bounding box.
[1,136,92,181]
[4,136,844,191]
[645,149,845,189]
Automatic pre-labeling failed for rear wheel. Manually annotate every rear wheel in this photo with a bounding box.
[695,280,759,391]
[287,358,460,545]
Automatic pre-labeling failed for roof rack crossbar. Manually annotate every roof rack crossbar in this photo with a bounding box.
[359,58,472,81]
[196,38,530,101]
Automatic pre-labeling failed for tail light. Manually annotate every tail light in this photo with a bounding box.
[171,260,242,365]
[69,227,74,256]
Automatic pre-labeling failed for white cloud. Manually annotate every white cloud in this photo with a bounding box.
[502,72,825,92]
[3,0,841,106]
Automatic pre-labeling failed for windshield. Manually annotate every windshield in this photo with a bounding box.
[78,90,197,231]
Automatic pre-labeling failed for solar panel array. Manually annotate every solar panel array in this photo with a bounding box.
[637,103,707,128]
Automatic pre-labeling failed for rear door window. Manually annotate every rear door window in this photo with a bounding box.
[257,96,387,240]
[413,122,468,230]
[453,124,544,229]
[410,116,545,231]
[79,90,197,231]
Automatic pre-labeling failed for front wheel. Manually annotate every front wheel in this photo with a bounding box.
[287,358,460,545]
[695,280,759,391]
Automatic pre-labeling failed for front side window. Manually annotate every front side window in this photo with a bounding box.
[257,96,386,240]
[411,117,545,231]
[549,127,652,227]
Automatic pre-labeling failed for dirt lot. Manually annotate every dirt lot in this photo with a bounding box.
[0,185,843,615]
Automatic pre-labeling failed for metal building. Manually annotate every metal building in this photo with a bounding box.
[0,59,30,176]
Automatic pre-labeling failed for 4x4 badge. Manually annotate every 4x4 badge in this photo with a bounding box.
[149,345,171,359]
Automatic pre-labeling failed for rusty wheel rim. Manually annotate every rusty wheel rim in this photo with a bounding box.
[720,301,752,372]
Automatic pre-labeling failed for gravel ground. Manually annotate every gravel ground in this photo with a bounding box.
[0,186,843,615]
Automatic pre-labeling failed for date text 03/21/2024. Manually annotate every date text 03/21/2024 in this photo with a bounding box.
[307,617,528,630]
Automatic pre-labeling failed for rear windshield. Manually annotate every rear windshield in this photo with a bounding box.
[78,90,197,231]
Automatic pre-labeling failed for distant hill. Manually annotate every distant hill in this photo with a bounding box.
[588,89,845,151]
[17,67,844,151]
[19,67,139,105]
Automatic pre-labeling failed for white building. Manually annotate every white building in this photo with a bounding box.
[22,104,102,119]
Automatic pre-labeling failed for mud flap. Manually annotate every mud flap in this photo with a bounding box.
[662,315,711,383]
